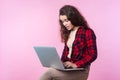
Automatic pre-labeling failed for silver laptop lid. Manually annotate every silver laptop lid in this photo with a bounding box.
[34,46,64,70]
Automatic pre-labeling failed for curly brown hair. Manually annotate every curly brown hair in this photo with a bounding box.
[59,5,89,42]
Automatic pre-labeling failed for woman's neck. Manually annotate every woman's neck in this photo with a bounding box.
[72,26,79,31]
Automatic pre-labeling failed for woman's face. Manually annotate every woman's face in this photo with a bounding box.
[59,15,74,30]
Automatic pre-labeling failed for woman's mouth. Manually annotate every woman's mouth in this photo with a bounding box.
[66,26,69,29]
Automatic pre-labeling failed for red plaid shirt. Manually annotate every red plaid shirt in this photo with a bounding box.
[61,27,97,68]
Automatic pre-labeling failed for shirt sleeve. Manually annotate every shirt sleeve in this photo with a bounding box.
[75,29,97,68]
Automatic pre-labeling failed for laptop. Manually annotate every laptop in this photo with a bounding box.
[33,46,84,71]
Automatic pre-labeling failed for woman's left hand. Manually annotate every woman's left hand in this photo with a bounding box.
[63,61,77,68]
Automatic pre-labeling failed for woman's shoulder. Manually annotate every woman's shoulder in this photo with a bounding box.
[78,26,93,32]
[82,26,94,32]
[77,26,95,36]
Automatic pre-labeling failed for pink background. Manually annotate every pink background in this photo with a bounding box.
[0,0,120,80]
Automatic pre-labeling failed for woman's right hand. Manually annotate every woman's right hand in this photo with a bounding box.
[63,61,77,68]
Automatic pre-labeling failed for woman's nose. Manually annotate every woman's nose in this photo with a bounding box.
[63,22,67,26]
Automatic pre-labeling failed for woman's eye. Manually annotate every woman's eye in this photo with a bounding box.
[65,19,68,22]
[65,19,69,22]
[60,19,69,23]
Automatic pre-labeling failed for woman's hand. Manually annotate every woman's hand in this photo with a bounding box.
[63,61,77,68]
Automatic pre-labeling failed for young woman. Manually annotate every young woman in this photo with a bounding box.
[40,5,97,80]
